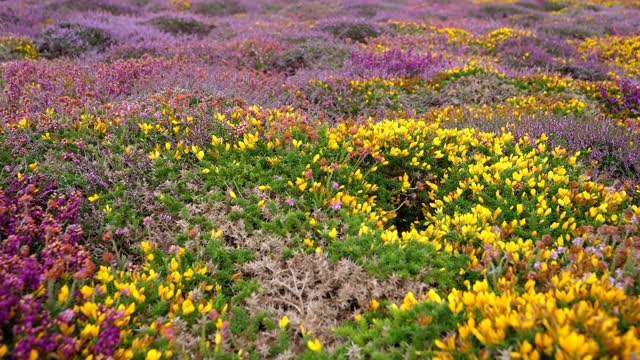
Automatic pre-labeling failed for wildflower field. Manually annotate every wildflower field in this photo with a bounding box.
[1,0,640,358]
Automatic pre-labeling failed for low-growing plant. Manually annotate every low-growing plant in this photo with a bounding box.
[273,41,350,75]
[147,16,213,36]
[478,3,528,18]
[320,22,380,43]
[0,37,38,61]
[36,22,112,58]
[191,0,246,16]
[438,72,519,106]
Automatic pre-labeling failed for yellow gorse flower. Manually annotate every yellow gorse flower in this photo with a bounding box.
[279,315,289,328]
[146,349,162,360]
[307,338,322,352]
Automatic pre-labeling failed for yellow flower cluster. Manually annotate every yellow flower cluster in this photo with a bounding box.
[0,37,39,59]
[393,273,640,359]
[47,241,228,358]
[386,20,473,42]
[477,28,535,50]
[385,21,534,50]
[575,35,640,78]
[324,116,639,357]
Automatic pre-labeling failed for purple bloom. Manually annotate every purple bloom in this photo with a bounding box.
[331,200,342,210]
[332,181,340,189]
[286,198,295,207]
[571,237,584,247]
[58,309,75,324]
[143,216,153,226]
[533,262,542,270]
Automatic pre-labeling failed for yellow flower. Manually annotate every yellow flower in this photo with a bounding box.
[88,194,100,203]
[148,150,160,160]
[307,338,322,352]
[141,241,154,253]
[28,161,38,171]
[368,299,380,311]
[80,302,98,320]
[80,323,100,340]
[183,268,194,281]
[400,291,418,311]
[279,315,289,328]
[146,349,162,360]
[103,204,112,214]
[299,324,310,336]
[29,350,38,360]
[196,150,205,161]
[59,323,75,336]
[215,332,222,352]
[0,345,8,357]
[229,190,237,199]
[328,228,337,239]
[18,117,30,129]
[58,284,69,303]
[182,299,195,315]
[80,285,94,299]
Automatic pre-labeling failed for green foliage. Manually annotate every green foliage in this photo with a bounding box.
[320,22,380,43]
[36,22,112,58]
[148,16,213,36]
[335,301,463,358]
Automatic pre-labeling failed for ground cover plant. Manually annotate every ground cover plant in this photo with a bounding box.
[1,0,639,358]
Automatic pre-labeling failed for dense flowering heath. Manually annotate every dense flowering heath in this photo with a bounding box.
[0,0,639,358]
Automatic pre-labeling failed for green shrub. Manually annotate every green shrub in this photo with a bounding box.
[191,0,246,16]
[36,22,112,58]
[148,16,213,36]
[320,22,380,43]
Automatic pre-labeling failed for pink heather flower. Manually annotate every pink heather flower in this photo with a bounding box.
[331,181,339,189]
[286,198,295,206]
[142,216,154,227]
[58,309,76,323]
[331,200,342,210]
